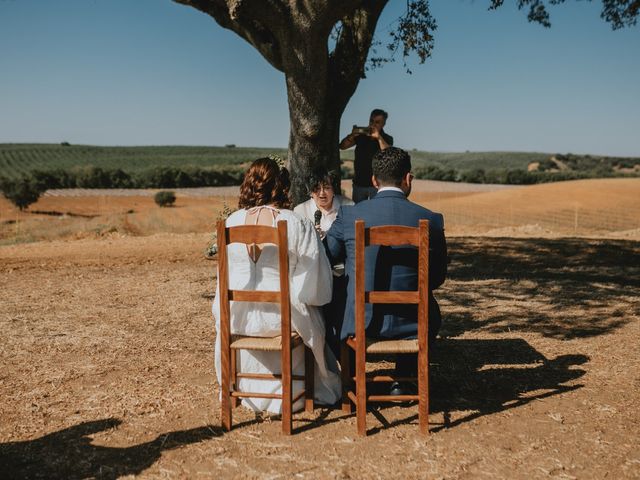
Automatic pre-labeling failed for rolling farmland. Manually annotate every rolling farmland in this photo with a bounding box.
[2,144,639,187]
[0,144,287,179]
[0,144,586,179]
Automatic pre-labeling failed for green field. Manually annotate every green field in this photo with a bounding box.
[407,151,550,171]
[339,149,552,171]
[0,144,287,179]
[1,143,638,186]
[0,144,555,178]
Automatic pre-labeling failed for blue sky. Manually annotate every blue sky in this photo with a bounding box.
[1,0,638,156]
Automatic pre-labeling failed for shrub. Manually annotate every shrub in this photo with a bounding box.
[75,167,112,188]
[0,175,46,211]
[413,165,458,182]
[31,169,76,190]
[19,166,246,190]
[537,158,557,172]
[175,170,195,188]
[109,169,133,188]
[340,165,353,180]
[505,169,537,185]
[154,190,176,207]
[460,168,486,184]
[484,169,509,184]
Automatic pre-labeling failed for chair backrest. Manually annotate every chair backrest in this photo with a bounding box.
[353,219,430,341]
[216,219,292,345]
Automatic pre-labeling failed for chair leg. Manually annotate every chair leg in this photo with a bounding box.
[418,350,429,435]
[304,346,314,413]
[220,343,232,431]
[355,343,367,436]
[281,346,293,435]
[340,342,352,413]
[230,349,239,409]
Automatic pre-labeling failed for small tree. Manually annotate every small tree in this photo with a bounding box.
[0,176,45,211]
[154,190,176,207]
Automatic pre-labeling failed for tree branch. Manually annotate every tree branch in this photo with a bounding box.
[328,1,389,118]
[173,0,287,71]
[600,0,640,29]
[490,0,640,29]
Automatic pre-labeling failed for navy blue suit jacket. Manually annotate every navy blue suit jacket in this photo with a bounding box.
[324,190,447,341]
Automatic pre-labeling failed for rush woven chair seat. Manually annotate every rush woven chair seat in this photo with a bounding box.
[216,219,314,435]
[341,219,430,435]
[362,338,419,354]
[229,333,304,351]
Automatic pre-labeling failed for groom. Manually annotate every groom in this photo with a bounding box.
[324,147,447,394]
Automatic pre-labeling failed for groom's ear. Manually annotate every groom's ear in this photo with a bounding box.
[372,175,380,189]
[404,171,414,185]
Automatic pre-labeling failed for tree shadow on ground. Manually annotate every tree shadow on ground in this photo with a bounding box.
[0,418,259,479]
[440,237,640,339]
[365,338,587,434]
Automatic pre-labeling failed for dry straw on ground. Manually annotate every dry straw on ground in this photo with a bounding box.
[1,178,639,478]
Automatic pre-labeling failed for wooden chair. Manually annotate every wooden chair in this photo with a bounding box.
[216,219,314,435]
[341,219,430,435]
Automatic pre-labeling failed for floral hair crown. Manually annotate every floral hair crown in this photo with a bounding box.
[268,154,286,171]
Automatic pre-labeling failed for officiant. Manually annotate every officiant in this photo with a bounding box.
[294,167,354,357]
[294,167,354,240]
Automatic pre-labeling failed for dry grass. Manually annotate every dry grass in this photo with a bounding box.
[0,195,233,245]
[1,179,639,478]
[2,178,638,245]
[433,178,640,238]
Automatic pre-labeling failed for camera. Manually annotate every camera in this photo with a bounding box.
[352,125,370,135]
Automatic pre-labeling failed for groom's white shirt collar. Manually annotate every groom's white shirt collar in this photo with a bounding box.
[376,186,403,194]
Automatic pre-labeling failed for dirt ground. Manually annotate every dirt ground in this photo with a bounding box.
[1,181,639,478]
[2,178,639,244]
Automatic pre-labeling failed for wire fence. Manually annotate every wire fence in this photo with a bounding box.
[437,200,640,234]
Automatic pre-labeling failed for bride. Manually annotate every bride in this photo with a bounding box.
[212,157,341,413]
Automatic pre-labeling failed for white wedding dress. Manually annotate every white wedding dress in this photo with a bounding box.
[212,207,341,413]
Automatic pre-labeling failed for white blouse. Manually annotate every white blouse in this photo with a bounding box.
[294,195,355,236]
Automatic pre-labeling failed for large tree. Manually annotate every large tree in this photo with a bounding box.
[173,0,638,203]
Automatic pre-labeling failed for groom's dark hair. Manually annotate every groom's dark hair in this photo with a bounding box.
[372,147,411,186]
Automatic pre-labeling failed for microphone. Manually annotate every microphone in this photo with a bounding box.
[314,210,322,226]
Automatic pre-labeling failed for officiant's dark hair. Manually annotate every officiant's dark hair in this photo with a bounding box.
[372,147,411,186]
[239,157,291,209]
[307,167,337,195]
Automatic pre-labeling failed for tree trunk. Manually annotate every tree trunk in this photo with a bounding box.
[283,31,347,206]
[286,75,343,206]
[171,1,387,204]
[282,4,387,205]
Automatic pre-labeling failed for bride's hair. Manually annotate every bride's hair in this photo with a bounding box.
[238,157,291,209]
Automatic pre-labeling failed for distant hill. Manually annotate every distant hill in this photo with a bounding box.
[340,149,551,171]
[0,143,638,186]
[0,143,287,179]
[342,149,640,184]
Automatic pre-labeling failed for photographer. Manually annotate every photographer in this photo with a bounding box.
[339,108,393,203]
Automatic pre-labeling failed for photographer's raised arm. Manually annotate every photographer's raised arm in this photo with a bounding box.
[339,132,357,150]
[377,134,390,150]
[370,126,390,150]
